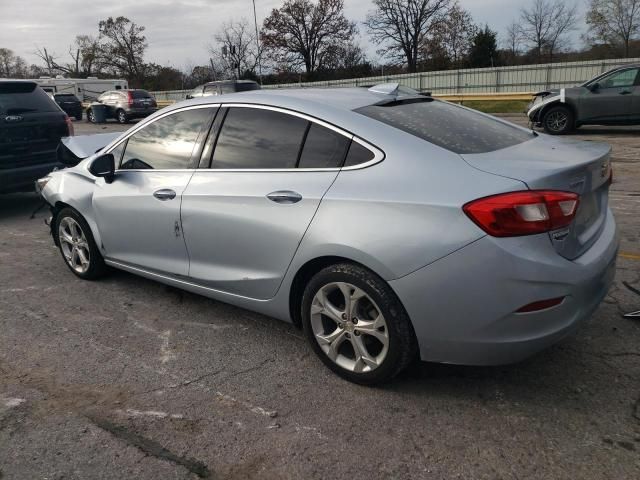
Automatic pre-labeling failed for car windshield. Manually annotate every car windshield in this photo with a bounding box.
[0,83,58,114]
[356,98,535,154]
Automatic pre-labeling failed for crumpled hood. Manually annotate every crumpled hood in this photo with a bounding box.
[57,132,121,165]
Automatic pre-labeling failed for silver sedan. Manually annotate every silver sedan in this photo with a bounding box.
[38,84,618,384]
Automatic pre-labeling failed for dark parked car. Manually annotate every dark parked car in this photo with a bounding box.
[186,80,260,99]
[0,81,73,194]
[527,64,640,134]
[87,89,157,124]
[53,93,83,120]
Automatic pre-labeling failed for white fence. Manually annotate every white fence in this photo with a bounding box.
[151,57,640,101]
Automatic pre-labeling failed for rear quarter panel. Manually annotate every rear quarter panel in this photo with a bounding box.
[289,125,529,281]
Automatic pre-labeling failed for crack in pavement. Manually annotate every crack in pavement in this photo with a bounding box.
[86,415,212,478]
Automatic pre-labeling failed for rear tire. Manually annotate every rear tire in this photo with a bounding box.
[55,207,107,280]
[75,113,83,121]
[542,105,574,135]
[116,109,128,124]
[301,263,418,385]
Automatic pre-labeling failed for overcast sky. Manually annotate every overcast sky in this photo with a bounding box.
[0,0,586,70]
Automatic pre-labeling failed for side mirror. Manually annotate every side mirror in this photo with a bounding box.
[89,153,115,183]
[588,82,600,92]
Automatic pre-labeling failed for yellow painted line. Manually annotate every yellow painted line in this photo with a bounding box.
[619,252,640,260]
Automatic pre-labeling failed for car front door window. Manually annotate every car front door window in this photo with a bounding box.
[599,68,639,89]
[120,108,213,170]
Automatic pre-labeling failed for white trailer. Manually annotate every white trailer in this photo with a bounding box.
[33,77,128,102]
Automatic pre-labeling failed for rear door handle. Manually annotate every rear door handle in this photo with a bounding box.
[266,190,302,204]
[620,90,632,95]
[153,189,176,201]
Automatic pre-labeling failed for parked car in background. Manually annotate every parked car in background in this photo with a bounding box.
[39,84,617,384]
[53,93,83,120]
[87,89,157,124]
[527,64,640,134]
[186,80,260,99]
[0,80,73,194]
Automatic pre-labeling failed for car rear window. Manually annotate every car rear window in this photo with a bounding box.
[0,83,58,114]
[55,94,79,101]
[131,90,152,99]
[356,99,534,154]
[235,82,260,92]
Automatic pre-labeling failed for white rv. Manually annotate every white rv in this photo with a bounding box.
[33,77,128,102]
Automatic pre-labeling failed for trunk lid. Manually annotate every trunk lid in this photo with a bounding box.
[461,136,611,260]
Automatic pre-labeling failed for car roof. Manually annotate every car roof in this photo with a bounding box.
[204,80,258,85]
[180,87,402,112]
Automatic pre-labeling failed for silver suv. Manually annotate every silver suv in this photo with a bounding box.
[87,89,158,124]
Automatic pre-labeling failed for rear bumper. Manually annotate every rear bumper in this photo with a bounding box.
[0,162,63,193]
[390,209,619,365]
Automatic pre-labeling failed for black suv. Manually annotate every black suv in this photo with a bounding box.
[87,89,157,124]
[0,81,73,194]
[186,80,260,99]
[53,93,83,121]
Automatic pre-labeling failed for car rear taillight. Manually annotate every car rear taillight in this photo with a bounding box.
[128,91,134,107]
[516,297,565,313]
[64,114,74,136]
[463,190,579,237]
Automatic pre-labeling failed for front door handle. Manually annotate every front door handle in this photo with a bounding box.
[153,189,176,201]
[266,190,302,204]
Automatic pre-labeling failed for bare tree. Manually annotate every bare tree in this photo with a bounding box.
[209,19,261,79]
[504,21,523,58]
[520,0,579,63]
[366,0,450,72]
[97,16,147,81]
[431,2,476,68]
[0,48,28,78]
[586,0,640,56]
[34,46,59,76]
[261,0,357,75]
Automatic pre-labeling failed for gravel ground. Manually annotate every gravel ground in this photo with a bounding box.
[1,115,639,479]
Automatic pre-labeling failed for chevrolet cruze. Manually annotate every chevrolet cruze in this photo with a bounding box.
[38,84,618,384]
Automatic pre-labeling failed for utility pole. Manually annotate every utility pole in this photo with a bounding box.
[252,0,263,84]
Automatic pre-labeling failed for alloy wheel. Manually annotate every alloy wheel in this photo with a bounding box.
[118,111,127,123]
[546,110,568,132]
[310,282,389,373]
[58,217,91,274]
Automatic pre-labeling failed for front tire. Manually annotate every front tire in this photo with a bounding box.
[301,263,418,385]
[55,208,107,280]
[87,109,95,123]
[542,105,574,135]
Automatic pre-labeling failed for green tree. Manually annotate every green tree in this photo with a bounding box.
[468,26,498,68]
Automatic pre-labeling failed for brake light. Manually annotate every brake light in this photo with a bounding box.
[64,114,74,136]
[516,297,565,313]
[128,91,133,107]
[463,190,579,237]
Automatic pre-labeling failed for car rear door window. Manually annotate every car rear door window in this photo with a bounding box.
[356,99,534,154]
[298,123,350,169]
[120,108,213,170]
[212,107,308,169]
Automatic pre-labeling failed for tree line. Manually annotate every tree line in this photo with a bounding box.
[1,0,639,89]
